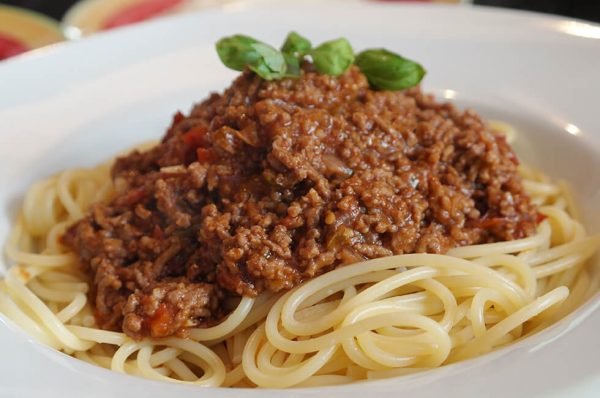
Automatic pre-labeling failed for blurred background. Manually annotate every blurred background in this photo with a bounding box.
[1,0,599,60]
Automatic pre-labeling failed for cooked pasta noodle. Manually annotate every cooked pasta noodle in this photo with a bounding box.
[1,129,599,388]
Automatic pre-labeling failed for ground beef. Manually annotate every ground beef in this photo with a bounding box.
[62,64,538,339]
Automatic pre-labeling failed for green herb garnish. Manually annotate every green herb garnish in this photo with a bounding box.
[309,38,354,76]
[281,31,312,57]
[215,32,426,90]
[355,49,426,91]
[216,35,286,80]
[280,31,312,78]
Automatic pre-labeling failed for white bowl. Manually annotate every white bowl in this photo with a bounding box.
[1,2,600,397]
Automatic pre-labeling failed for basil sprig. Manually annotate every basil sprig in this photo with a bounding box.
[215,32,426,90]
[355,49,425,91]
[281,31,311,57]
[309,38,354,76]
[281,31,311,78]
[216,35,286,80]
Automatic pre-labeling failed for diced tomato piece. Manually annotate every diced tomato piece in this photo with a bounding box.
[536,213,547,224]
[183,126,208,147]
[149,303,174,337]
[196,148,217,163]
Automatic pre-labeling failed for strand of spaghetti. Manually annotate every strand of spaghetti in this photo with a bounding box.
[5,219,75,266]
[37,270,82,283]
[230,327,252,365]
[472,254,536,297]
[447,221,551,258]
[523,180,561,197]
[93,179,114,203]
[148,347,181,367]
[358,331,433,355]
[256,338,304,375]
[278,266,440,338]
[450,286,569,361]
[187,296,255,341]
[55,293,87,323]
[222,363,245,387]
[26,279,85,302]
[270,306,456,356]
[0,150,598,387]
[112,341,143,373]
[203,292,280,346]
[405,278,458,332]
[137,346,187,382]
[299,270,399,309]
[558,180,581,220]
[9,265,42,283]
[433,274,528,302]
[164,358,198,381]
[22,178,60,236]
[342,303,452,367]
[74,351,112,369]
[294,301,342,323]
[57,170,87,220]
[44,220,71,254]
[282,256,530,337]
[359,338,420,367]
[314,349,350,375]
[157,337,226,386]
[0,285,62,348]
[489,120,516,144]
[540,205,576,243]
[469,288,516,338]
[528,235,600,266]
[68,325,127,345]
[369,292,445,318]
[40,280,89,292]
[340,325,416,370]
[4,268,94,351]
[242,325,338,388]
[533,249,596,278]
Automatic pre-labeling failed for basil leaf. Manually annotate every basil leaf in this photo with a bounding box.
[283,53,301,78]
[216,35,287,80]
[355,48,426,90]
[215,35,262,71]
[309,38,354,76]
[280,32,310,79]
[281,31,312,57]
[216,34,427,89]
[248,42,287,80]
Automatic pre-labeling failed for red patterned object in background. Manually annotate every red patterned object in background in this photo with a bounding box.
[0,5,64,60]
[62,0,464,39]
[102,0,184,29]
[0,0,465,59]
[62,0,228,38]
[0,33,28,60]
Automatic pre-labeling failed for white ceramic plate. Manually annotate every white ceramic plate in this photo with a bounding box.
[2,1,600,397]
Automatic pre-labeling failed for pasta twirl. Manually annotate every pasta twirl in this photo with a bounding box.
[0,144,598,387]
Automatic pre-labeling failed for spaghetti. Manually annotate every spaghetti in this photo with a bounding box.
[1,128,598,387]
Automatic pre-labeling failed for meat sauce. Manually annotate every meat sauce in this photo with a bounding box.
[63,65,538,339]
